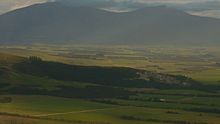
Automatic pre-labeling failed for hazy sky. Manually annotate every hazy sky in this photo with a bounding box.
[0,0,220,18]
[0,0,48,14]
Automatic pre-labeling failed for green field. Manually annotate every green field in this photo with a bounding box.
[1,45,220,124]
[1,45,220,84]
[1,95,220,124]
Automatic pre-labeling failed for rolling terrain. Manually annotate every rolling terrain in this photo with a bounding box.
[0,53,203,98]
[1,1,220,124]
[1,51,220,124]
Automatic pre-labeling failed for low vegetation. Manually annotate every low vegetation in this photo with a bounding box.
[0,46,220,124]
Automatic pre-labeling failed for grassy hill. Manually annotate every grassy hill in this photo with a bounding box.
[0,54,219,98]
[0,55,210,98]
[1,53,220,124]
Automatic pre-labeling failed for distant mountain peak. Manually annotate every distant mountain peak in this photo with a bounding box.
[0,2,220,45]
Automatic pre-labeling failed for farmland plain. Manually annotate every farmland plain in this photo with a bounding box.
[1,44,220,84]
[0,44,220,124]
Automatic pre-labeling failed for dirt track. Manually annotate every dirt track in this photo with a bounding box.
[33,107,127,117]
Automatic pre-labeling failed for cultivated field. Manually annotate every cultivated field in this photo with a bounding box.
[0,44,220,124]
[1,44,220,84]
[1,95,220,124]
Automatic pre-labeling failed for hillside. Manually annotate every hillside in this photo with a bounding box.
[0,54,208,99]
[0,2,220,44]
[1,54,220,124]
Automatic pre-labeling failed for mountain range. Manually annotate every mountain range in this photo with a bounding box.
[0,2,220,45]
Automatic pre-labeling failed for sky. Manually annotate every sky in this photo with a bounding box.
[0,0,220,18]
[0,0,48,14]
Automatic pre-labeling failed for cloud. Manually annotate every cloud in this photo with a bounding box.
[190,10,220,18]
[174,1,220,11]
[10,0,49,10]
[0,0,49,14]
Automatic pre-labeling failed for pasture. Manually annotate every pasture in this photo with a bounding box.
[1,45,220,124]
[1,44,220,84]
[1,95,220,124]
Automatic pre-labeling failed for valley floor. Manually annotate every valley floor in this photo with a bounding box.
[1,95,220,124]
[1,45,220,124]
[1,44,220,84]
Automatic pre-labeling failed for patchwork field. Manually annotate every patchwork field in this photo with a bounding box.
[0,45,220,124]
[1,95,220,124]
[0,44,220,84]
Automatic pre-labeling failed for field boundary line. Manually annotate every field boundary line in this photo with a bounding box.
[33,106,128,117]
